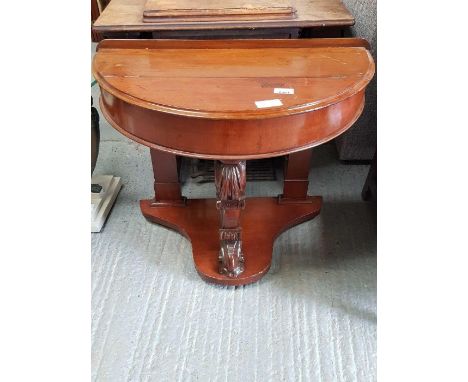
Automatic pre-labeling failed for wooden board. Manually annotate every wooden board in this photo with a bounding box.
[93,0,354,32]
[143,13,296,23]
[143,0,295,18]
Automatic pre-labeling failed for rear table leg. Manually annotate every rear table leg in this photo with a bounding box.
[150,149,186,207]
[280,149,315,203]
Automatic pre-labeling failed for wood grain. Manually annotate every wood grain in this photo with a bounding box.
[93,0,354,32]
[98,88,365,159]
[140,197,322,285]
[93,39,374,119]
[143,0,296,23]
[143,0,294,17]
[93,38,374,159]
[143,13,297,24]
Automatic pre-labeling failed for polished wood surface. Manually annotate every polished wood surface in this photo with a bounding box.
[94,39,373,118]
[141,197,322,285]
[93,39,374,160]
[281,149,312,201]
[149,148,185,206]
[93,38,374,285]
[93,0,354,32]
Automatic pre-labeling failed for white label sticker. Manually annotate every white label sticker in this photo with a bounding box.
[255,99,283,108]
[274,88,295,95]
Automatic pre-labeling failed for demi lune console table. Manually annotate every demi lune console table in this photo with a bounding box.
[92,38,374,285]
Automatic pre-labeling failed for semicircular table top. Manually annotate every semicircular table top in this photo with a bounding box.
[93,38,374,119]
[92,38,375,159]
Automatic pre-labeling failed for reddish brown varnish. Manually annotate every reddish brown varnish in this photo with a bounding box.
[93,38,373,159]
[92,39,374,285]
[141,197,322,285]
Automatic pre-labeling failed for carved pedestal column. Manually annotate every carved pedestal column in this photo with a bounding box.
[215,160,246,278]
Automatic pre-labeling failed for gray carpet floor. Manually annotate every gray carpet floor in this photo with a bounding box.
[91,59,376,381]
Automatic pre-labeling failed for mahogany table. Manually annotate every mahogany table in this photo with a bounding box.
[92,38,374,285]
[91,0,358,251]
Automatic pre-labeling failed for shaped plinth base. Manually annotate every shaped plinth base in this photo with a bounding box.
[140,196,322,286]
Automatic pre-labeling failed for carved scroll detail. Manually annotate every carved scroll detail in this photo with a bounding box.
[215,160,246,278]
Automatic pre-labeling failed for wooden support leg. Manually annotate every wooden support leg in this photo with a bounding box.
[280,149,314,203]
[150,149,186,206]
[215,160,246,278]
